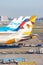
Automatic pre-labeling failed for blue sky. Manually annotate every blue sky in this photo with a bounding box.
[0,0,43,17]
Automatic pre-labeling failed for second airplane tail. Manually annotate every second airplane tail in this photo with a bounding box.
[19,16,37,35]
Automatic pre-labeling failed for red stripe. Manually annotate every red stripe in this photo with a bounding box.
[20,22,26,27]
[20,20,29,27]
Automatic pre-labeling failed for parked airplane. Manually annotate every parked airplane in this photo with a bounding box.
[0,16,37,45]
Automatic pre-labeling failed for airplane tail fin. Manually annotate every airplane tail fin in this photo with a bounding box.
[7,18,17,27]
[20,16,37,35]
[30,16,37,24]
[7,16,23,30]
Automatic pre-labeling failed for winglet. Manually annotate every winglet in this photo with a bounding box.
[30,16,37,23]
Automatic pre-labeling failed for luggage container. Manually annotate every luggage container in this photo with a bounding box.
[2,58,14,64]
[40,48,43,53]
[18,61,37,65]
[2,58,10,64]
[14,58,25,63]
[0,58,3,63]
[28,49,34,54]
[36,44,42,47]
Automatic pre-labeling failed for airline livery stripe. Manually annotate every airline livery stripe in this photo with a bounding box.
[20,19,29,27]
[20,22,25,27]
[23,19,29,22]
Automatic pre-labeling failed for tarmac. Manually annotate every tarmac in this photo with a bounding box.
[0,21,43,65]
[0,54,43,65]
[0,35,43,65]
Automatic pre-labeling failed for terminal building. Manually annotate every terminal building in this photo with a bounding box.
[1,16,9,21]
